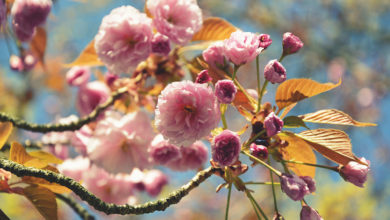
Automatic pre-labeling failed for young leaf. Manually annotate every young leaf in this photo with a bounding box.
[278,132,316,178]
[301,109,376,127]
[297,129,360,165]
[28,151,63,165]
[64,39,103,67]
[279,103,297,119]
[192,17,238,41]
[283,116,309,129]
[10,142,53,169]
[275,78,341,111]
[23,185,58,220]
[0,122,13,150]
[30,27,47,65]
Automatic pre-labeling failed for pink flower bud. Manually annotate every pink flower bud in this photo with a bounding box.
[300,176,316,193]
[264,112,283,137]
[223,31,263,66]
[340,157,370,187]
[259,34,272,49]
[212,130,241,166]
[203,41,226,69]
[215,79,237,104]
[247,89,259,100]
[149,134,181,165]
[151,33,171,56]
[22,52,37,71]
[195,70,212,84]
[11,0,52,42]
[9,55,24,72]
[282,32,304,55]
[0,168,11,182]
[104,72,118,86]
[143,170,168,197]
[300,206,323,220]
[66,66,91,87]
[76,81,110,116]
[249,143,268,160]
[280,174,310,201]
[264,59,286,84]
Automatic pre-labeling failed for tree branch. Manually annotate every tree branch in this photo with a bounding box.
[0,87,127,133]
[0,158,217,215]
[56,194,95,220]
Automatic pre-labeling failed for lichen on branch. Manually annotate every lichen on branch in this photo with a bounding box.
[0,158,217,215]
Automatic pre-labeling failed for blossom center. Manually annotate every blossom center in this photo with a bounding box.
[183,105,196,113]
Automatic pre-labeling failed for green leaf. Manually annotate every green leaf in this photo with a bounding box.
[283,116,309,129]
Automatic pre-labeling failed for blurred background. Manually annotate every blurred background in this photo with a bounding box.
[0,0,389,219]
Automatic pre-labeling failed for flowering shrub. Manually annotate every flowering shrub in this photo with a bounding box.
[0,0,377,219]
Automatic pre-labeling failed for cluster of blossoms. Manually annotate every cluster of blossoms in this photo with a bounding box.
[0,0,373,219]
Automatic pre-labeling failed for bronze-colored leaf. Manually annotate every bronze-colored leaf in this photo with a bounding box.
[64,39,103,67]
[30,27,47,65]
[10,142,50,168]
[278,132,316,178]
[23,185,58,220]
[301,109,376,127]
[279,103,297,119]
[192,17,238,41]
[0,122,13,150]
[275,78,341,111]
[297,129,359,165]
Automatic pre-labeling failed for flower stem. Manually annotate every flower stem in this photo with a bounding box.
[232,65,239,81]
[278,54,285,62]
[258,80,269,106]
[246,191,268,220]
[248,196,262,220]
[221,104,228,129]
[241,151,282,176]
[244,181,280,185]
[282,160,339,172]
[225,183,232,220]
[256,56,261,113]
[245,130,266,148]
[268,159,279,213]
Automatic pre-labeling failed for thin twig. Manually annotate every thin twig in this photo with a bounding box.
[0,159,217,215]
[0,87,128,133]
[56,194,95,220]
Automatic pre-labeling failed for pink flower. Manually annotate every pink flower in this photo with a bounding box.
[87,110,155,173]
[70,125,93,156]
[0,169,11,182]
[339,157,370,187]
[300,206,323,220]
[223,31,263,66]
[247,89,258,100]
[212,130,241,166]
[280,174,310,201]
[215,79,237,104]
[95,6,153,74]
[282,32,304,55]
[143,170,168,197]
[147,0,202,45]
[155,81,220,146]
[195,70,212,84]
[202,41,226,68]
[104,72,118,86]
[46,144,68,160]
[66,66,91,87]
[149,134,181,165]
[264,112,283,137]
[76,81,110,116]
[57,156,90,182]
[167,141,209,171]
[264,59,286,84]
[249,143,268,160]
[11,0,52,42]
[258,34,272,49]
[151,33,171,56]
[82,165,134,204]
